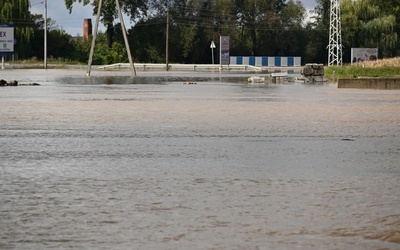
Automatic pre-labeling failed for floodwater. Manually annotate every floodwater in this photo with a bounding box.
[1,69,399,249]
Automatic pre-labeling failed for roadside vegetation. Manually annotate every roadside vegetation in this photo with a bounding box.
[325,57,400,80]
[1,0,400,67]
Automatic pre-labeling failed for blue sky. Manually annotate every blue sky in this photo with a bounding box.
[30,0,318,36]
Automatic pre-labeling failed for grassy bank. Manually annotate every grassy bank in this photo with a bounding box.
[324,57,400,81]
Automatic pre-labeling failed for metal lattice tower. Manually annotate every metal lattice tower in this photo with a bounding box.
[327,0,342,66]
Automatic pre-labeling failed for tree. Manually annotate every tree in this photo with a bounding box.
[128,17,165,63]
[234,0,276,55]
[29,14,74,60]
[260,0,306,56]
[130,0,310,63]
[341,0,398,59]
[0,0,34,58]
[370,0,400,56]
[65,0,116,48]
[303,0,332,63]
[135,0,223,63]
[232,0,306,56]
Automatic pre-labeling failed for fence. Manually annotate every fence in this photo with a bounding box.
[230,56,301,67]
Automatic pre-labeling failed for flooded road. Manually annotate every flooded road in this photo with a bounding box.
[1,69,400,249]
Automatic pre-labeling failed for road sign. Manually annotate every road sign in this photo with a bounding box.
[210,41,216,49]
[210,41,216,64]
[0,24,14,55]
[220,36,230,65]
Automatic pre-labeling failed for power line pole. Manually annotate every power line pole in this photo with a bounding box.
[44,0,47,69]
[86,0,136,76]
[166,5,169,71]
[116,0,136,75]
[327,0,342,66]
[86,0,102,76]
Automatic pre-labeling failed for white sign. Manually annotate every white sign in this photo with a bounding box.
[0,24,14,54]
[351,48,378,64]
[210,41,216,49]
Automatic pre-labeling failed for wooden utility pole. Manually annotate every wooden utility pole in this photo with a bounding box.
[166,5,169,71]
[86,0,102,76]
[44,0,47,69]
[87,0,136,76]
[116,0,136,75]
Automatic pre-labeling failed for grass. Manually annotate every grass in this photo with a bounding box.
[13,58,85,65]
[324,57,400,81]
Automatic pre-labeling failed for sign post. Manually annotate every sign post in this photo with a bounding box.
[44,0,48,69]
[0,24,14,70]
[219,36,230,66]
[210,41,216,64]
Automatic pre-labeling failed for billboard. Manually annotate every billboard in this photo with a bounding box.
[0,24,14,55]
[220,36,229,65]
[351,48,378,64]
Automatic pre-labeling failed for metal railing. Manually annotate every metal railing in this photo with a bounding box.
[98,63,263,72]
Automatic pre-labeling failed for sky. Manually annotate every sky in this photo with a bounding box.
[30,0,318,36]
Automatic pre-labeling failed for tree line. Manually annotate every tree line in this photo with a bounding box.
[1,0,399,65]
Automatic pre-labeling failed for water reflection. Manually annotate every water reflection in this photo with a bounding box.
[57,73,262,86]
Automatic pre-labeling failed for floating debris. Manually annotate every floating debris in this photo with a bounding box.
[247,76,266,84]
[0,79,18,86]
[247,72,292,84]
[295,64,327,84]
[0,79,40,87]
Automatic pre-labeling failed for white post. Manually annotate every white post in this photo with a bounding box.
[166,5,169,71]
[210,41,216,64]
[44,0,47,69]
[1,56,5,70]
[87,0,103,76]
[212,48,214,64]
[116,0,136,75]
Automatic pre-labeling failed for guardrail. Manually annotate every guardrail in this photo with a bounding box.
[98,63,263,72]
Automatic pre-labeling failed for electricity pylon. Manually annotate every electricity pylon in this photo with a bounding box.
[87,0,136,76]
[327,0,342,66]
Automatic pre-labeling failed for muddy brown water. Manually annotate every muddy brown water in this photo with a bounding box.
[1,69,399,249]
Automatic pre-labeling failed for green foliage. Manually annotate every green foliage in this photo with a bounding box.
[65,0,92,13]
[341,0,398,59]
[325,66,400,80]
[92,42,109,65]
[109,41,128,63]
[128,17,166,63]
[28,15,76,61]
[130,0,308,64]
[71,38,91,62]
[2,0,399,65]
[65,0,148,49]
[0,0,34,58]
[73,32,128,65]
